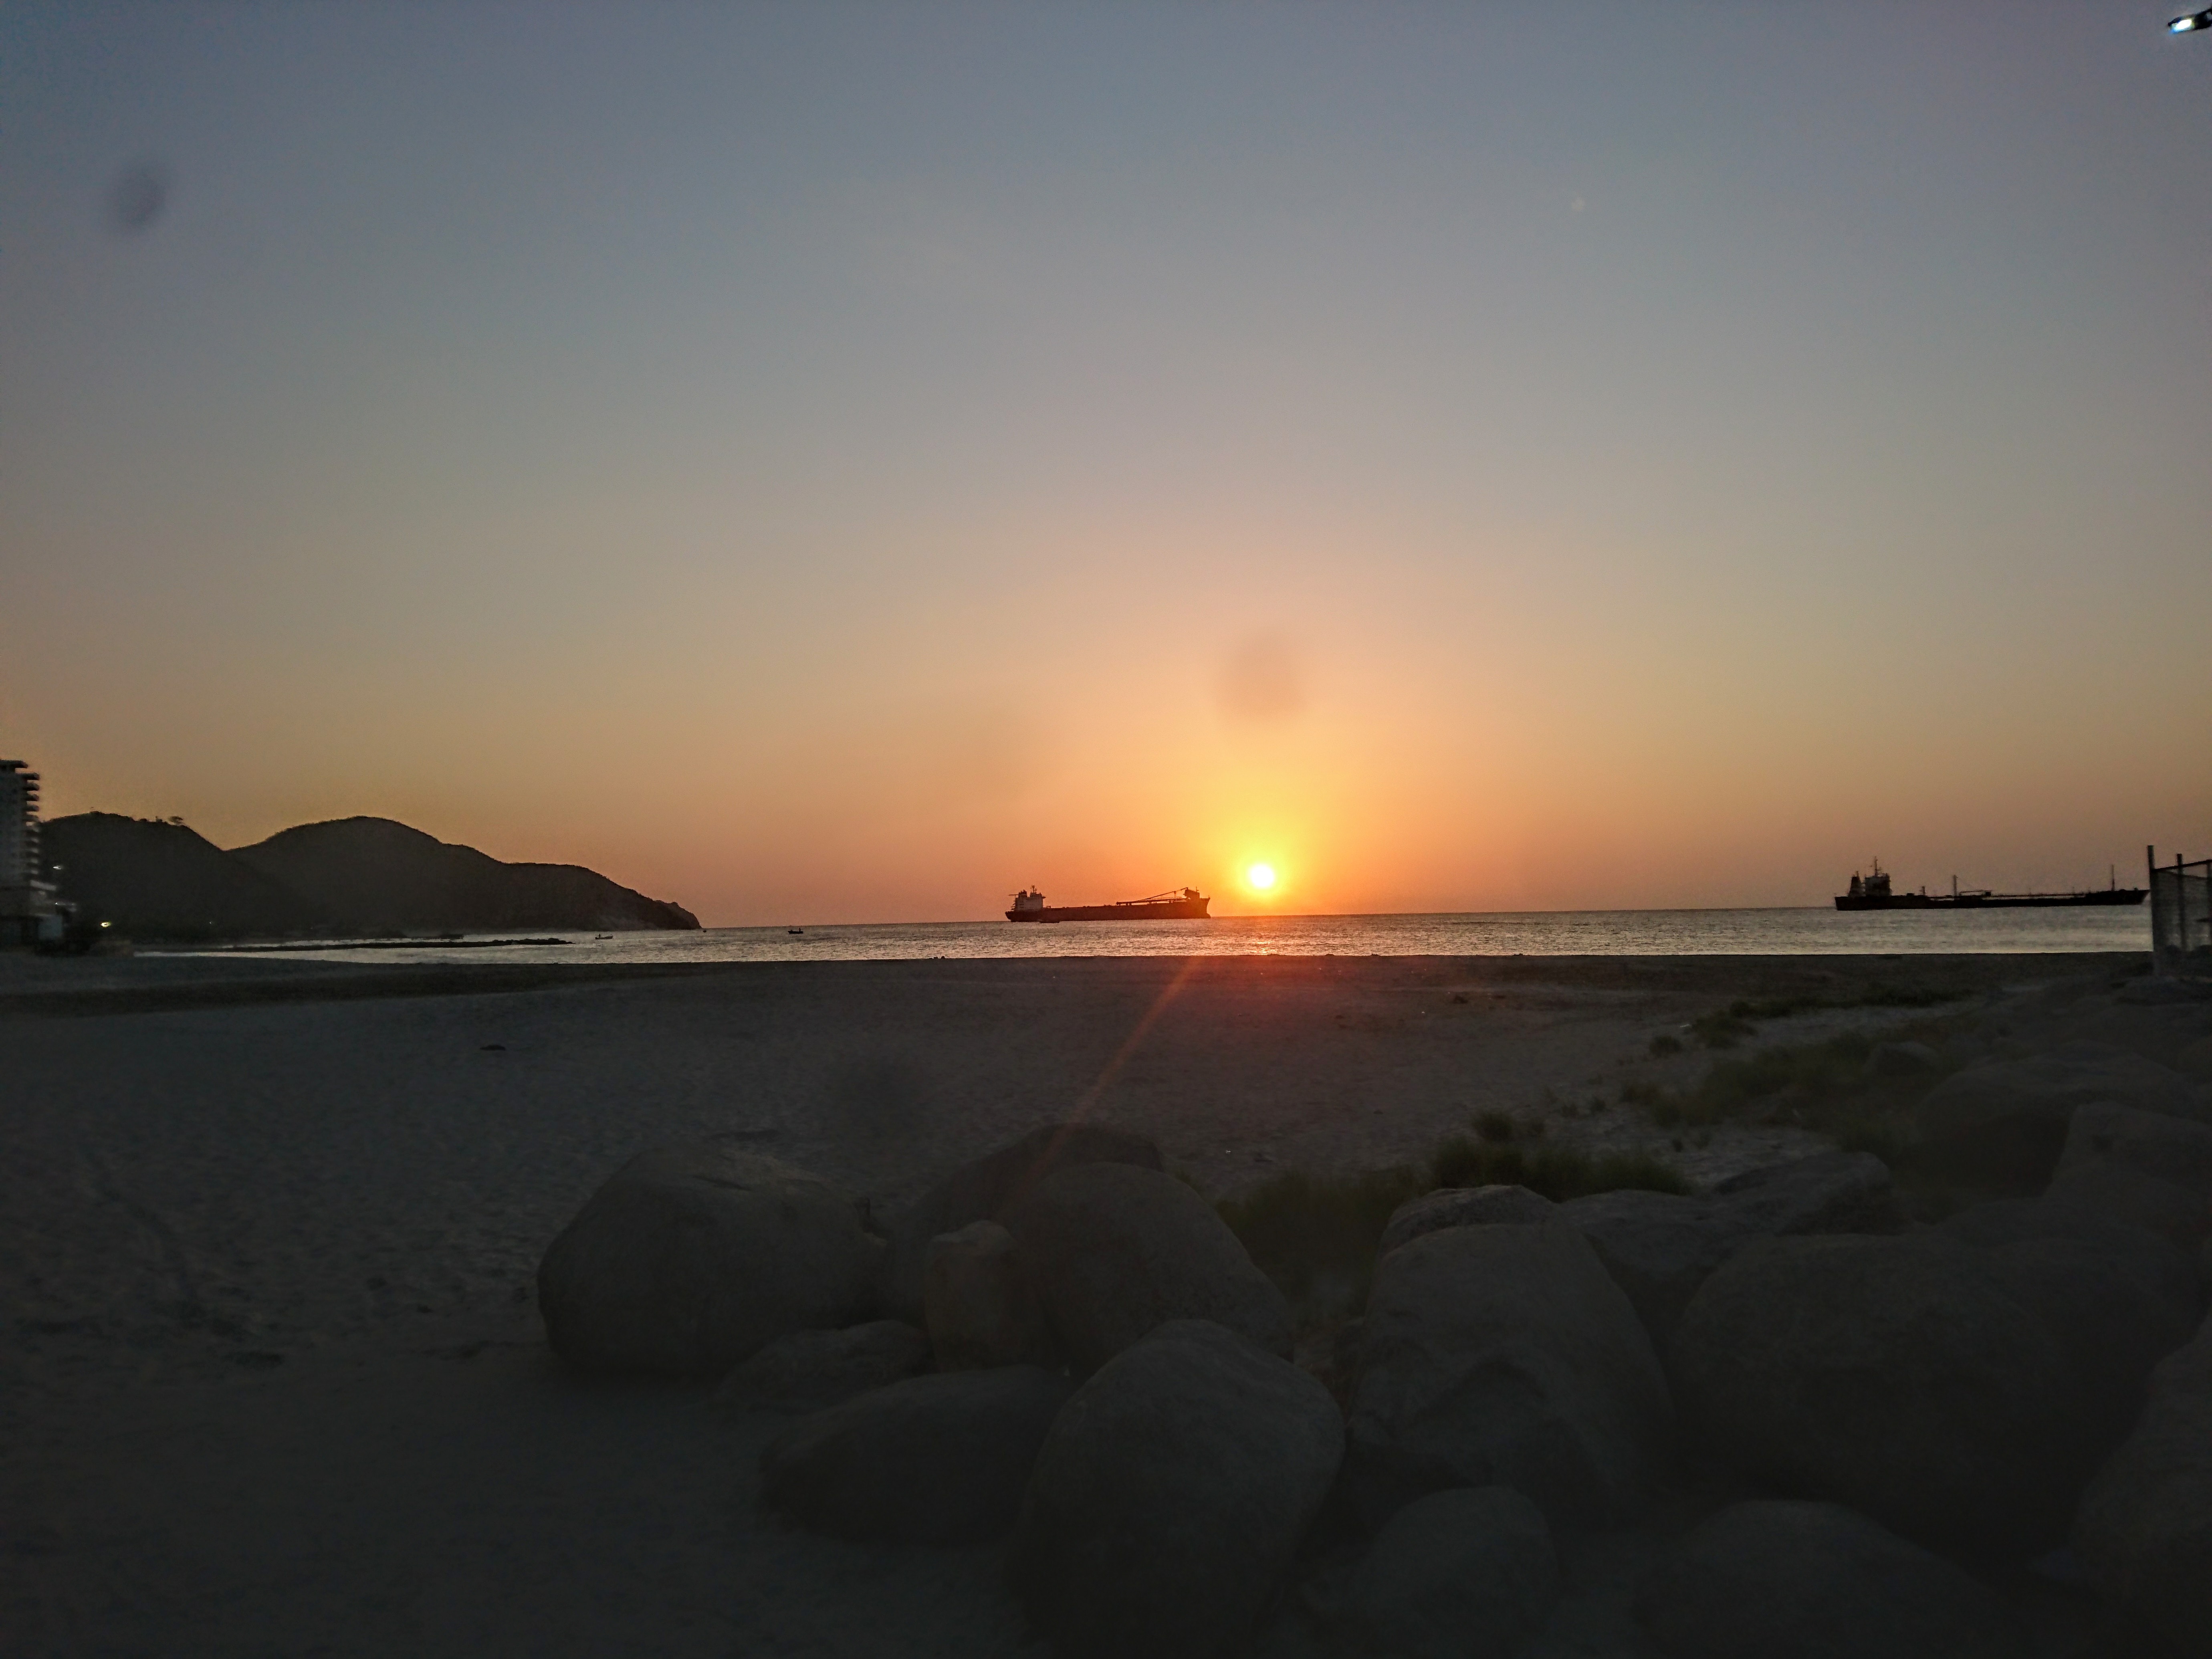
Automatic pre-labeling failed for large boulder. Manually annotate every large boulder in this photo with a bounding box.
[922,1220,1054,1370]
[537,1142,881,1378]
[882,1122,1164,1320]
[1959,1228,2200,1459]
[1635,1500,2025,1659]
[1003,1162,1292,1373]
[1335,1485,1559,1659]
[1864,1039,1942,1081]
[2044,1159,2212,1250]
[1377,1185,1557,1257]
[1670,1233,2077,1558]
[1915,1043,2202,1190]
[1346,1222,1673,1531]
[1559,1153,1901,1354]
[710,1320,928,1414]
[2074,1314,2212,1654]
[1010,1320,1343,1659]
[1705,1150,1900,1236]
[1939,1196,2202,1318]
[759,1364,1074,1544]
[2057,1101,2212,1199]
[1554,1190,1750,1353]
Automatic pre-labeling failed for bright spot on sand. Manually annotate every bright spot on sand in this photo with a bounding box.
[1247,863,1277,890]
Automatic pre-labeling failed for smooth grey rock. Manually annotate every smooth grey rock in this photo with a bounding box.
[1250,1607,1334,1659]
[2059,1101,2212,1199]
[1011,1320,1344,1659]
[1378,1184,1557,1257]
[1339,1485,1559,1659]
[2180,1034,2212,1081]
[1916,1043,2203,1191]
[1961,1231,2199,1465]
[2044,1159,2212,1250]
[1556,1190,1743,1353]
[1865,1039,1942,1081]
[538,1142,880,1378]
[1636,1500,2026,1659]
[883,1122,1163,1321]
[1706,1150,1901,1237]
[1003,1162,1292,1374]
[759,1364,1073,1544]
[1671,1233,2077,1558]
[2075,1314,2212,1654]
[923,1220,1053,1370]
[710,1319,928,1414]
[1347,1223,1673,1532]
[1939,1196,2202,1312]
[1556,1153,1901,1352]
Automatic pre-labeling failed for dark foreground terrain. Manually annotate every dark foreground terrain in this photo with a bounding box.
[2,950,2204,1656]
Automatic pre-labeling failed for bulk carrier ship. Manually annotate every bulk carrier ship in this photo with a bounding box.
[1835,859,2145,911]
[1005,887,1210,922]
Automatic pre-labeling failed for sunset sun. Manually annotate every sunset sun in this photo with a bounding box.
[1246,862,1277,891]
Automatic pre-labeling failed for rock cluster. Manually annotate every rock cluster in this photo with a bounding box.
[537,1017,2212,1657]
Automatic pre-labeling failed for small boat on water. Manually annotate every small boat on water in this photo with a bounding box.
[1006,886,1211,923]
[1835,859,2146,911]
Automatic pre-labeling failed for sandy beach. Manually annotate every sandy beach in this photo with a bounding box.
[0,949,2150,1655]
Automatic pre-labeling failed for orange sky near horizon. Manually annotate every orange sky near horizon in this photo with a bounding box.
[5,5,2209,926]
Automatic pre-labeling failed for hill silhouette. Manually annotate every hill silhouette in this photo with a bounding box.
[42,813,699,939]
[231,818,699,934]
[42,815,326,940]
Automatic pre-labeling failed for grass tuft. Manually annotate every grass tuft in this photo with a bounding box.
[1429,1135,1688,1201]
[1217,1167,1424,1316]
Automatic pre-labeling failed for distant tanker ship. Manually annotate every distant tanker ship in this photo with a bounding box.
[1006,886,1211,922]
[1835,859,2145,911]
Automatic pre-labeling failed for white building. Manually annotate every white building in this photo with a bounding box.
[0,759,61,946]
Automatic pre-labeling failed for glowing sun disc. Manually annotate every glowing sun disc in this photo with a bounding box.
[1247,863,1277,890]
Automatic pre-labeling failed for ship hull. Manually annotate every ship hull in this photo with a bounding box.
[1834,889,2146,911]
[1005,896,1211,922]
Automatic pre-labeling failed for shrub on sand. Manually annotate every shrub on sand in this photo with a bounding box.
[1429,1136,1688,1202]
[1217,1167,1424,1315]
[1473,1109,1520,1144]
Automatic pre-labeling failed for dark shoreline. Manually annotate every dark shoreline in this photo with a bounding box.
[0,948,2149,1021]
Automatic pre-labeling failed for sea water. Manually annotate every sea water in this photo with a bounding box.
[201,905,2150,967]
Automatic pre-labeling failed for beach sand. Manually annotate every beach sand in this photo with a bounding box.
[0,949,2142,1655]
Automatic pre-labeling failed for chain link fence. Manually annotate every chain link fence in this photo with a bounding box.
[2149,850,2211,978]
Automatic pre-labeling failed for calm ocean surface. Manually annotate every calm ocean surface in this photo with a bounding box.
[203,906,2151,967]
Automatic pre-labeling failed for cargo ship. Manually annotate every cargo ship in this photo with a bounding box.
[1005,886,1211,922]
[1835,859,2145,911]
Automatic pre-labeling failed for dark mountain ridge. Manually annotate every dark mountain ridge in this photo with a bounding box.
[42,813,700,940]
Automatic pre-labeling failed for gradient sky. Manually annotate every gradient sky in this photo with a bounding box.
[5,3,2210,923]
